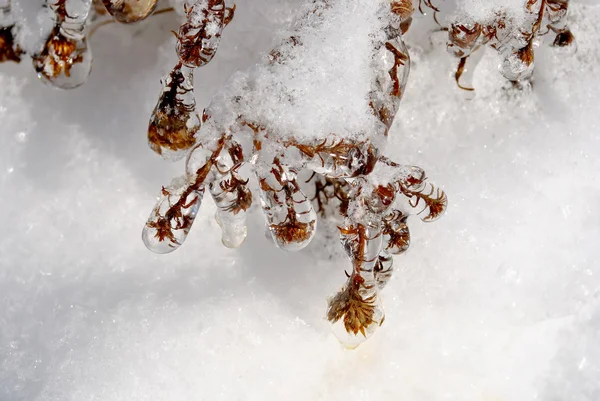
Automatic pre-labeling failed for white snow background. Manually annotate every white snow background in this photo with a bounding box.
[1,0,599,400]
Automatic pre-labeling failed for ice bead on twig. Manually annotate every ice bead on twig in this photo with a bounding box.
[257,158,317,251]
[0,0,23,63]
[545,0,576,56]
[209,142,252,248]
[328,220,385,348]
[142,175,204,253]
[175,0,235,68]
[33,0,93,89]
[101,0,157,23]
[148,63,201,161]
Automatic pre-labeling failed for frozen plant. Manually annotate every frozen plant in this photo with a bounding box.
[142,0,447,347]
[1,0,172,89]
[0,0,23,63]
[31,0,94,89]
[447,0,577,91]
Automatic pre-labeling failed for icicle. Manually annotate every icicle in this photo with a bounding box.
[257,158,317,251]
[148,63,201,161]
[175,0,235,68]
[328,219,385,348]
[142,175,204,254]
[33,0,93,89]
[101,0,157,23]
[209,142,252,248]
[373,209,410,290]
[0,0,22,63]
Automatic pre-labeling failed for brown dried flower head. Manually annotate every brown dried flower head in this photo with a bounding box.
[327,280,382,337]
[32,26,88,88]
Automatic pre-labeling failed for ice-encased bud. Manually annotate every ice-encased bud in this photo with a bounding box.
[328,284,385,349]
[148,64,200,161]
[176,0,228,68]
[101,0,157,23]
[210,143,252,248]
[551,30,577,56]
[499,45,535,83]
[142,176,204,254]
[32,27,92,89]
[257,162,317,251]
[0,25,22,63]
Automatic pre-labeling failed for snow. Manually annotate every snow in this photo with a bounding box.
[0,0,599,400]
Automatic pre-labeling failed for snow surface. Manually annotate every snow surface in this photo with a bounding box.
[1,0,599,400]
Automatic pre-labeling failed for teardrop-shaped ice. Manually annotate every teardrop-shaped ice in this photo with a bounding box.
[209,144,252,248]
[142,176,204,254]
[101,0,157,23]
[32,26,92,89]
[148,64,200,161]
[328,283,385,349]
[176,0,231,68]
[257,161,317,251]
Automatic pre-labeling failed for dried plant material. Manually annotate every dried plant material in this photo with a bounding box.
[32,0,92,89]
[148,63,200,161]
[142,0,445,347]
[101,0,157,23]
[448,0,577,91]
[175,0,235,68]
[209,142,252,248]
[327,280,382,337]
[0,25,22,63]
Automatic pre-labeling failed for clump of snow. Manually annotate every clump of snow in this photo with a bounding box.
[455,0,530,24]
[207,0,389,143]
[0,0,600,400]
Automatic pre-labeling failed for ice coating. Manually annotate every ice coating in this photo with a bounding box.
[142,175,205,254]
[101,0,157,23]
[32,0,93,89]
[148,63,201,161]
[175,0,235,68]
[257,158,317,251]
[143,0,446,346]
[448,0,577,90]
[209,141,252,248]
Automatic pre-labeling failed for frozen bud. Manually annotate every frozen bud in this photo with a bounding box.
[552,30,577,56]
[210,143,252,248]
[32,27,92,89]
[258,161,317,251]
[142,176,204,253]
[101,0,157,23]
[0,26,22,63]
[175,0,234,68]
[328,281,384,349]
[148,64,200,161]
[382,210,410,254]
[499,44,535,83]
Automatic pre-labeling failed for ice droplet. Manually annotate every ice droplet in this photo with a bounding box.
[142,176,204,254]
[101,0,157,23]
[32,27,92,89]
[148,64,200,161]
